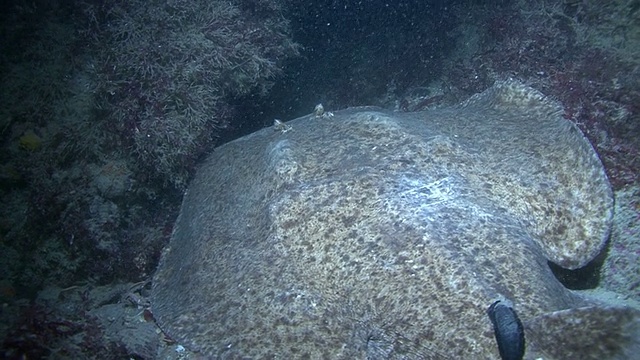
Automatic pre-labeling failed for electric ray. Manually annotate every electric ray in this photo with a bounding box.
[152,80,640,359]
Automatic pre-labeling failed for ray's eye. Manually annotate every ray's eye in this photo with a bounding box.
[487,300,525,360]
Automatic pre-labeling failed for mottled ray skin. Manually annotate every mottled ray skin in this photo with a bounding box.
[152,81,639,359]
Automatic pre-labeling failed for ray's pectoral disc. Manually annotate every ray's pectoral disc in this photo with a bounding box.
[151,80,639,359]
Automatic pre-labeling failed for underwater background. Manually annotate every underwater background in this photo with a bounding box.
[1,0,638,358]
